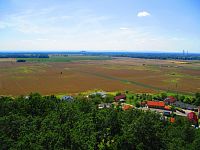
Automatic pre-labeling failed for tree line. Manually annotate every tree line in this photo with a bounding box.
[0,53,49,58]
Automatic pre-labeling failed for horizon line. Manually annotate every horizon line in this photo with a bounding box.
[0,50,199,54]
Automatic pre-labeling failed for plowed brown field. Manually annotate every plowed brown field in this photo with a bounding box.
[0,58,199,96]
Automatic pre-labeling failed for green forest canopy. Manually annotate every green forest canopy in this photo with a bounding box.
[1,93,200,150]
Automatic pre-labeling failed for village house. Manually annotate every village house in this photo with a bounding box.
[187,112,198,127]
[98,103,112,109]
[114,94,126,102]
[173,101,197,110]
[163,111,171,117]
[164,96,176,105]
[24,96,29,99]
[146,101,165,109]
[140,101,147,107]
[90,92,107,98]
[122,104,134,111]
[164,105,171,111]
[61,96,74,101]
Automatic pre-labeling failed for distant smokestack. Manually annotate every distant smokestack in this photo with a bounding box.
[183,50,185,55]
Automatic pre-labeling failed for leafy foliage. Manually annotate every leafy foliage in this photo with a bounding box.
[0,93,200,150]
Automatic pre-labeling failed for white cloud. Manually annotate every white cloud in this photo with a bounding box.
[137,11,151,17]
[120,27,129,30]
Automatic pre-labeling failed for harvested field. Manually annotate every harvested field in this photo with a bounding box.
[0,58,199,96]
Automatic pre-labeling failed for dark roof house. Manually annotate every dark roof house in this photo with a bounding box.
[61,96,73,101]
[173,101,197,110]
[140,101,147,107]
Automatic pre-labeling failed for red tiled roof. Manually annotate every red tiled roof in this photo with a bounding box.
[187,112,198,122]
[164,106,171,110]
[170,117,175,123]
[122,104,133,111]
[164,96,176,103]
[147,101,165,107]
[114,94,126,101]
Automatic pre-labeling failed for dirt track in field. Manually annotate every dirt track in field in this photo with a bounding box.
[0,58,199,96]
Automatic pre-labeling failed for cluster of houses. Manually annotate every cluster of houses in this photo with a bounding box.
[140,96,200,126]
[61,92,200,127]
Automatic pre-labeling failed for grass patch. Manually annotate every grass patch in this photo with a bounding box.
[164,78,180,84]
[0,65,47,74]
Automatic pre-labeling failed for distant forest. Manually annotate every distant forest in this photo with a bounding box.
[0,52,200,60]
[109,53,200,60]
[88,52,200,60]
[0,53,49,58]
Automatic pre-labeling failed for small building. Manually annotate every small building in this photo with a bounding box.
[164,96,176,105]
[163,111,171,117]
[114,94,126,102]
[98,104,105,109]
[140,101,147,107]
[24,96,29,99]
[61,96,73,101]
[147,101,165,109]
[170,117,175,123]
[90,92,107,98]
[187,112,198,124]
[98,103,112,109]
[164,105,171,111]
[122,104,133,111]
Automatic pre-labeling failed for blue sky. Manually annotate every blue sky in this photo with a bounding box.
[0,0,200,52]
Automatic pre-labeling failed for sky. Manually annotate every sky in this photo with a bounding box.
[0,0,200,52]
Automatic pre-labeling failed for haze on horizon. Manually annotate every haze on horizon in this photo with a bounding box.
[0,0,200,53]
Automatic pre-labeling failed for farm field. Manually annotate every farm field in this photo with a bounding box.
[0,57,200,96]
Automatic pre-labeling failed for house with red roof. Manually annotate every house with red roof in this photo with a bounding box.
[187,112,198,123]
[122,104,133,111]
[164,105,171,111]
[164,96,176,105]
[147,101,165,109]
[114,94,126,102]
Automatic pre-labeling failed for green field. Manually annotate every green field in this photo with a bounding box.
[17,55,112,62]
